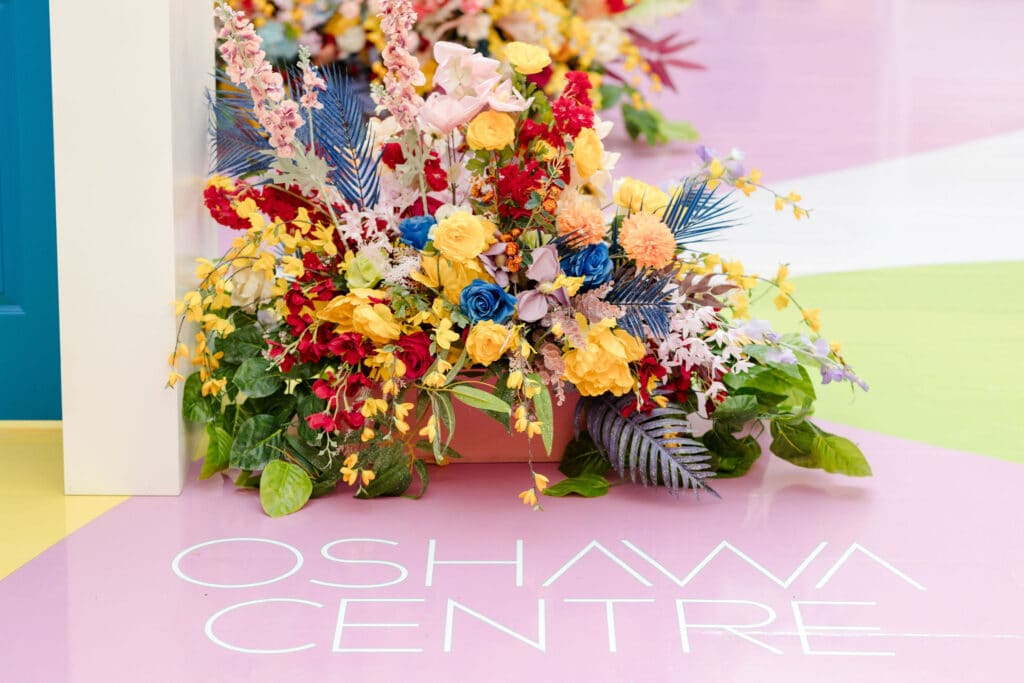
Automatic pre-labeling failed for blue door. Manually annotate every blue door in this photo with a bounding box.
[0,0,61,419]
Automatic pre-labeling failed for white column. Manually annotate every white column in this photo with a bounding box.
[50,1,214,494]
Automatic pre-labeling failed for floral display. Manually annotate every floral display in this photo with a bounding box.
[172,1,869,516]
[224,0,702,145]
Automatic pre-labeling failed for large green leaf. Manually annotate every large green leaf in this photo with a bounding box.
[229,414,281,470]
[355,442,413,499]
[529,375,555,456]
[259,460,313,517]
[482,379,516,432]
[450,385,511,414]
[559,433,612,477]
[218,324,265,363]
[296,391,326,446]
[233,357,283,398]
[543,474,610,498]
[813,432,872,477]
[769,418,819,468]
[702,427,762,478]
[199,423,233,480]
[182,372,218,423]
[710,395,760,430]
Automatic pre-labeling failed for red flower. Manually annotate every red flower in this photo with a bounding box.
[381,142,406,169]
[203,183,251,231]
[395,332,432,380]
[424,153,448,193]
[328,333,370,365]
[496,162,545,219]
[345,373,372,398]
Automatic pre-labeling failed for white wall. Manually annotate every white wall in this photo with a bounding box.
[51,1,213,494]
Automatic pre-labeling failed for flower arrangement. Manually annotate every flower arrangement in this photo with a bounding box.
[224,0,702,145]
[172,0,869,516]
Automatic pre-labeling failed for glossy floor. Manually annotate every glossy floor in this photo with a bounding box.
[3,1,1023,680]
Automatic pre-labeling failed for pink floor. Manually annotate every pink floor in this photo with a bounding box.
[7,2,1024,680]
[3,425,1023,680]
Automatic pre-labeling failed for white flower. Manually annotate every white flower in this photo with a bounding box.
[230,267,272,311]
[586,19,625,64]
[335,25,367,57]
[455,13,492,42]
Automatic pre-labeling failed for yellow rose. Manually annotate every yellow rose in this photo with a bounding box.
[465,321,512,366]
[317,288,387,329]
[431,211,497,264]
[505,41,551,75]
[573,127,603,179]
[613,177,671,216]
[562,318,646,396]
[411,253,493,301]
[466,111,516,151]
[351,303,402,345]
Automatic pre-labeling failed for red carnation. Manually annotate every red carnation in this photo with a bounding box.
[328,333,370,365]
[381,142,406,169]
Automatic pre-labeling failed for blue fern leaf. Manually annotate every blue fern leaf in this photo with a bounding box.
[583,394,717,498]
[605,265,677,340]
[662,176,742,245]
[310,65,380,208]
[210,74,274,177]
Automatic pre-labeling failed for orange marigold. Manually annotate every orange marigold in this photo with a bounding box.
[619,212,676,269]
[556,200,607,246]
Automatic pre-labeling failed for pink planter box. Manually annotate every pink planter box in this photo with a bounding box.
[445,394,579,463]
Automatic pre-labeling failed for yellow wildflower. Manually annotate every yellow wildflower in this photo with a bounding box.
[533,473,550,492]
[518,488,538,507]
[802,308,822,333]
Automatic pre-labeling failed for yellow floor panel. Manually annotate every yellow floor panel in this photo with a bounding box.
[0,426,126,579]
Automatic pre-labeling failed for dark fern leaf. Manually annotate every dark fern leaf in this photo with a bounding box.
[312,65,380,208]
[604,265,677,340]
[210,74,274,177]
[662,176,742,245]
[582,394,717,498]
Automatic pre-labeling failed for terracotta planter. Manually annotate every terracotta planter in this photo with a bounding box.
[445,392,579,463]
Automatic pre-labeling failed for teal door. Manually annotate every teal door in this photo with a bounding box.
[0,0,61,419]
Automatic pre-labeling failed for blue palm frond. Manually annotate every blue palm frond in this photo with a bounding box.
[605,265,678,340]
[583,394,716,498]
[311,65,380,208]
[662,176,742,245]
[209,68,380,208]
[210,73,274,177]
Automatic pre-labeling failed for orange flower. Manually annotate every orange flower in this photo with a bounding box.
[619,213,676,269]
[556,200,607,246]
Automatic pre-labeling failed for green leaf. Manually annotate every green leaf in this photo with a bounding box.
[199,423,233,480]
[558,433,611,477]
[543,474,610,498]
[259,460,313,517]
[529,375,555,456]
[248,393,297,426]
[218,324,265,363]
[769,418,820,468]
[407,459,430,500]
[431,391,456,457]
[483,379,516,432]
[702,427,762,478]
[724,364,815,413]
[296,391,326,446]
[813,431,872,477]
[355,442,413,499]
[233,357,283,399]
[598,83,626,108]
[622,103,664,145]
[450,385,511,414]
[310,477,340,499]
[229,414,281,470]
[658,118,699,142]
[182,372,217,423]
[711,395,760,430]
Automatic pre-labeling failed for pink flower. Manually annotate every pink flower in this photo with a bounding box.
[487,79,532,113]
[432,42,501,99]
[420,92,486,134]
[377,0,426,129]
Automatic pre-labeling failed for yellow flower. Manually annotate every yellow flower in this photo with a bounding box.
[351,303,402,344]
[505,41,551,75]
[518,488,538,507]
[467,111,516,151]
[465,321,511,366]
[317,289,386,329]
[731,291,750,320]
[434,317,460,350]
[419,415,438,442]
[573,127,603,179]
[343,454,359,469]
[562,318,645,397]
[361,428,375,442]
[431,212,497,265]
[412,253,492,301]
[201,377,227,397]
[534,472,550,492]
[614,177,670,215]
[773,293,790,311]
[802,308,822,333]
[506,370,524,390]
[360,469,376,487]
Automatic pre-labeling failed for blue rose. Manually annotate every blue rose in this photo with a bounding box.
[560,242,613,290]
[460,279,517,324]
[399,215,436,251]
